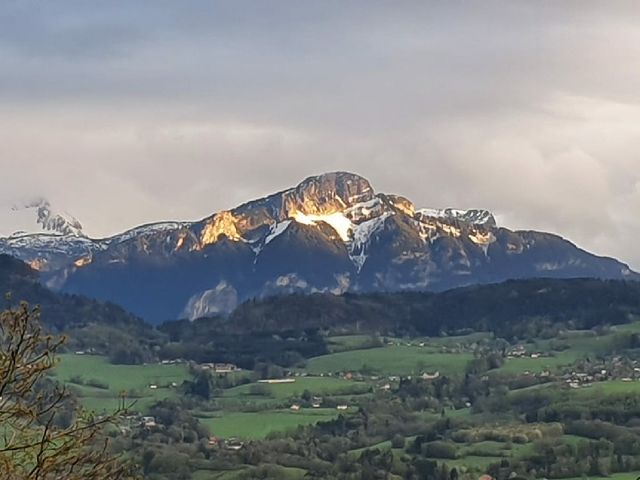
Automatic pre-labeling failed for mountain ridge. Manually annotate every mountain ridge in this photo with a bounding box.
[0,172,636,323]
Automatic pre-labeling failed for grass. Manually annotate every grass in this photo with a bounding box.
[427,332,493,347]
[224,376,369,399]
[563,472,640,480]
[53,354,191,414]
[326,335,379,352]
[306,346,473,376]
[572,379,640,396]
[192,469,249,480]
[193,466,307,480]
[612,320,640,334]
[498,352,581,374]
[198,408,340,439]
[497,328,629,376]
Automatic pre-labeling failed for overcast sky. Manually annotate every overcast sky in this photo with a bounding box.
[1,1,639,268]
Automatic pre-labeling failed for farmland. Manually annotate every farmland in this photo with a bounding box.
[52,354,190,413]
[223,376,370,399]
[48,318,640,480]
[198,408,341,439]
[306,345,473,376]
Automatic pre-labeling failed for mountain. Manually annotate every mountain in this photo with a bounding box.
[1,197,84,238]
[0,198,92,272]
[0,254,159,361]
[0,172,637,323]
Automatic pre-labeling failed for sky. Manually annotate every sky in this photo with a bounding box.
[0,1,639,269]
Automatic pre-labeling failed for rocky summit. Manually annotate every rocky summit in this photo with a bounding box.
[0,172,636,323]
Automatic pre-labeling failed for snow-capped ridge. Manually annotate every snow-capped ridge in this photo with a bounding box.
[417,208,496,227]
[4,198,85,238]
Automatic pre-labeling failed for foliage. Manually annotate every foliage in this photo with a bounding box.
[0,301,135,479]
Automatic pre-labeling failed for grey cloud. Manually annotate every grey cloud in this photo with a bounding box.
[0,1,638,269]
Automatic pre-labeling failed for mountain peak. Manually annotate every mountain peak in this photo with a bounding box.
[284,171,375,217]
[2,197,85,238]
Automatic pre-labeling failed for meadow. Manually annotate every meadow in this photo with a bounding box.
[197,408,340,439]
[223,376,370,399]
[305,345,473,376]
[52,354,191,413]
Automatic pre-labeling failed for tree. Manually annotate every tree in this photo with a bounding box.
[0,301,135,479]
[187,371,213,400]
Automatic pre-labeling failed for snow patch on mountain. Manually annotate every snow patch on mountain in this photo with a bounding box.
[107,222,189,245]
[264,220,292,246]
[417,208,496,226]
[292,211,353,241]
[1,198,84,238]
[349,212,392,271]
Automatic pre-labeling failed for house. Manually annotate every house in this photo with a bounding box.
[208,436,220,447]
[507,345,527,358]
[290,404,301,411]
[312,402,321,408]
[141,416,157,428]
[226,438,244,451]
[336,405,348,411]
[214,363,238,373]
[149,384,158,390]
[381,383,391,391]
[421,371,440,380]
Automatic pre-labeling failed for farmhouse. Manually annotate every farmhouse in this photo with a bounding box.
[199,362,239,373]
[141,416,157,428]
[226,438,244,451]
[421,371,440,380]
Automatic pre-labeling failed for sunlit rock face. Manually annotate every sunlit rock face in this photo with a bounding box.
[281,171,375,216]
[1,171,637,323]
[200,211,242,246]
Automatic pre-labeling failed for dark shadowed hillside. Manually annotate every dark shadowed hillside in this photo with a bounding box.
[226,278,640,338]
[0,254,161,362]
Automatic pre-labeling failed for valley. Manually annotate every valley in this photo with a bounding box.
[47,312,640,479]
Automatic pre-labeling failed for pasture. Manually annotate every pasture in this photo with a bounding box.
[52,354,191,413]
[198,408,340,439]
[224,376,369,399]
[305,345,473,376]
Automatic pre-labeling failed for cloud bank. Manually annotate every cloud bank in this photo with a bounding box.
[0,1,638,268]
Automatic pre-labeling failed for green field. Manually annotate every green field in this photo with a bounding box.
[564,473,640,480]
[496,330,625,375]
[193,466,306,480]
[572,379,640,396]
[224,376,369,399]
[53,354,191,413]
[326,335,378,352]
[306,346,473,376]
[498,351,581,374]
[199,408,340,439]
